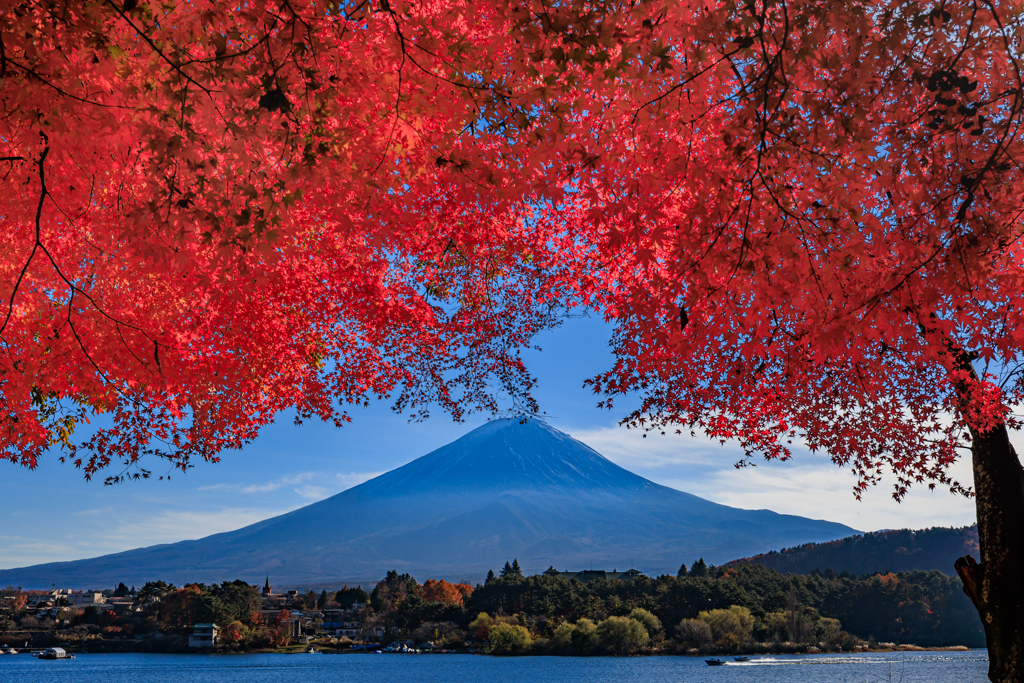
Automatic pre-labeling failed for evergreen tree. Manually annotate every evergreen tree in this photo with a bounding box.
[500,561,514,578]
[677,563,688,578]
[335,586,370,609]
[486,570,496,585]
[318,589,328,609]
[690,558,709,578]
[511,559,523,577]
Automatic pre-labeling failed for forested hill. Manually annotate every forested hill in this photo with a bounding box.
[726,525,979,577]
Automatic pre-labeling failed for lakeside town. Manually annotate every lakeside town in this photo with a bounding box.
[0,560,982,657]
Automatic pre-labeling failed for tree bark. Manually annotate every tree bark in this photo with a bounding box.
[955,421,1024,683]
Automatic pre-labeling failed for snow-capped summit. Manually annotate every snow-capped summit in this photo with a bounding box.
[358,418,649,495]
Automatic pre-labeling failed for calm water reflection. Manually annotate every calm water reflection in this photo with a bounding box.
[0,650,989,682]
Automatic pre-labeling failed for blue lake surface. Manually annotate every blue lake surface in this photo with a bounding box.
[0,651,989,682]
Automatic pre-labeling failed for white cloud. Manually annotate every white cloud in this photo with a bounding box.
[106,507,297,545]
[675,459,974,532]
[198,470,383,498]
[0,505,311,569]
[70,506,117,518]
[292,485,330,501]
[335,471,384,490]
[565,422,978,533]
[197,472,326,495]
[241,471,319,494]
[566,424,732,468]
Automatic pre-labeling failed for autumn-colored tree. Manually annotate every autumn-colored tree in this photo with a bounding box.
[419,579,467,606]
[371,571,418,612]
[468,612,494,641]
[537,1,1024,677]
[159,585,204,631]
[0,0,577,483]
[221,620,247,644]
[4,0,1024,678]
[1,587,27,612]
[272,609,292,647]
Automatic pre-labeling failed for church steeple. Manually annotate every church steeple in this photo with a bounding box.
[262,576,271,595]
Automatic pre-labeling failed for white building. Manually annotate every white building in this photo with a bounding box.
[51,590,106,607]
[188,623,219,648]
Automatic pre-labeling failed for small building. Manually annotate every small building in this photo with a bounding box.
[67,591,106,607]
[322,619,362,639]
[188,623,219,648]
[285,616,305,639]
[49,590,105,607]
[105,598,136,614]
[541,567,644,582]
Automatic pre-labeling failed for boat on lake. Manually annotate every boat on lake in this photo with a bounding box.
[705,658,726,666]
[37,647,74,660]
[733,656,750,662]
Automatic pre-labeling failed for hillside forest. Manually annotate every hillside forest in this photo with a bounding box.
[728,526,980,577]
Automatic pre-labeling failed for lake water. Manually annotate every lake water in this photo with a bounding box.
[0,650,989,682]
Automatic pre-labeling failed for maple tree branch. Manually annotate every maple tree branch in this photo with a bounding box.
[632,54,737,124]
[0,144,163,375]
[0,145,49,339]
[5,60,130,109]
[380,4,488,98]
[103,0,214,97]
[375,8,407,174]
[176,33,273,68]
[61,288,109,383]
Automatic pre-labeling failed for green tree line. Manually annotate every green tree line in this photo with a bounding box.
[458,562,983,648]
[359,562,983,652]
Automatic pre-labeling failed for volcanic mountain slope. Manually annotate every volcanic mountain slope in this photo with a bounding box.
[0,420,857,588]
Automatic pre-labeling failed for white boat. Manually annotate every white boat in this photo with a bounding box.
[37,647,74,660]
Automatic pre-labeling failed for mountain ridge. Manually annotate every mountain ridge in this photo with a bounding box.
[725,524,980,576]
[0,419,858,588]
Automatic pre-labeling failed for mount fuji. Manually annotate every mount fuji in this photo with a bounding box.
[0,419,856,588]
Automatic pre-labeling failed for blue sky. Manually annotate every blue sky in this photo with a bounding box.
[0,315,979,571]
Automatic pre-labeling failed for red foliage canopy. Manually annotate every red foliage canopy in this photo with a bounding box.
[419,578,473,605]
[3,0,1023,505]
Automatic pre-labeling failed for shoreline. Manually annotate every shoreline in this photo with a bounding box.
[41,644,979,657]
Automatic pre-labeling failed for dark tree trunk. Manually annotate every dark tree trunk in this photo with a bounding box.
[955,421,1024,683]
